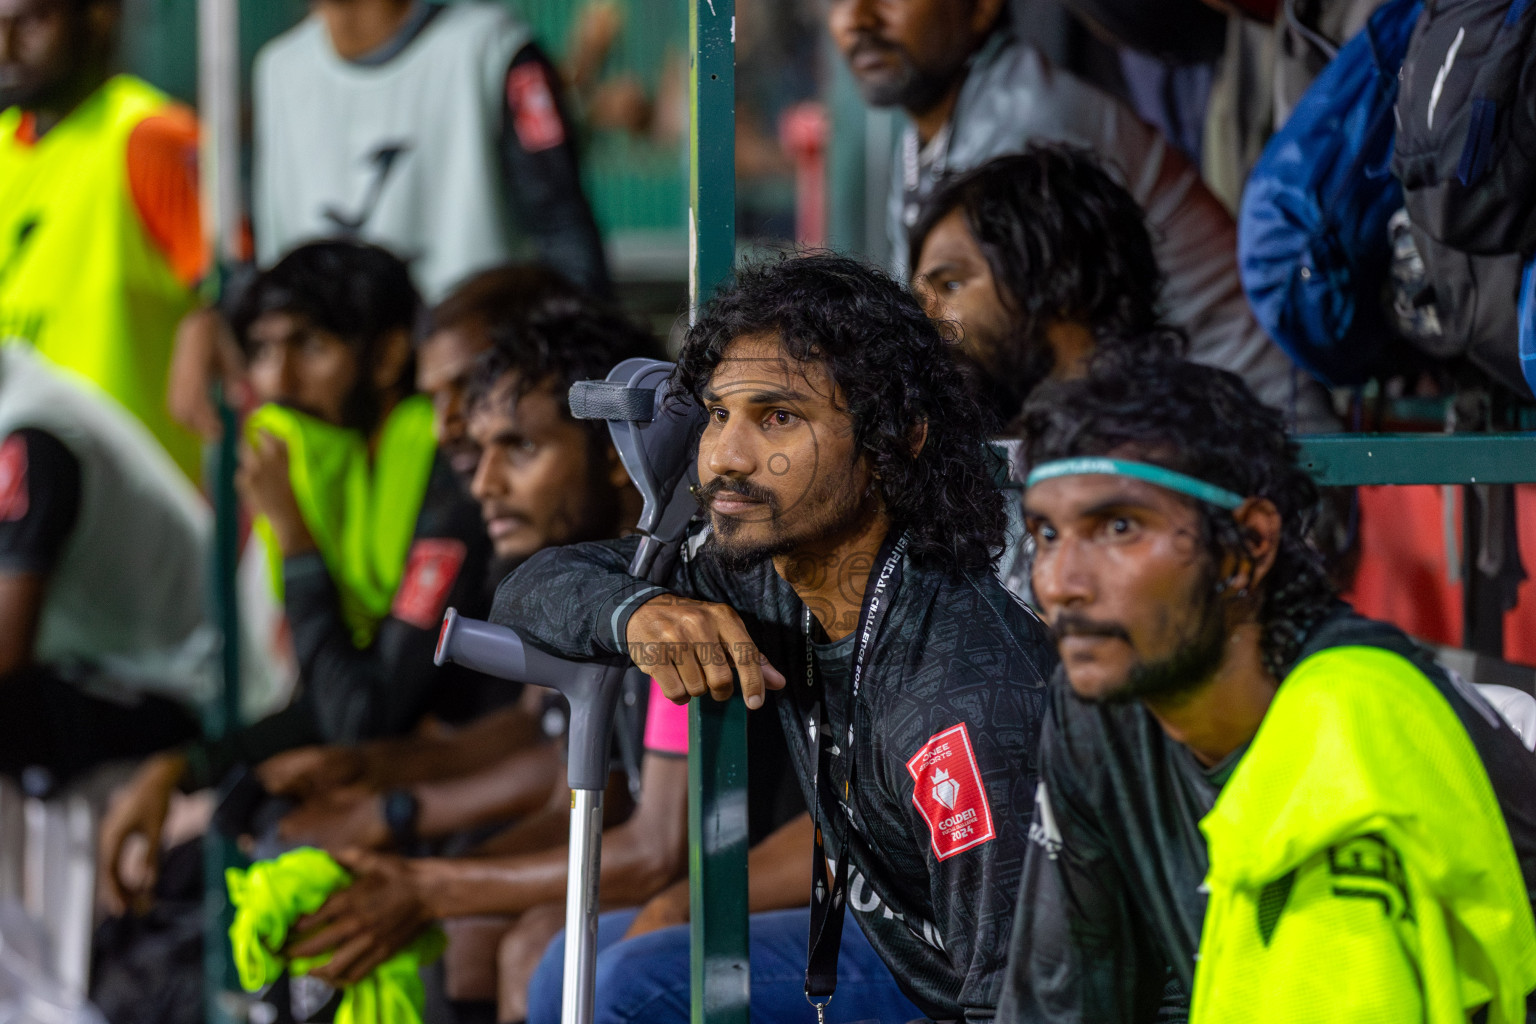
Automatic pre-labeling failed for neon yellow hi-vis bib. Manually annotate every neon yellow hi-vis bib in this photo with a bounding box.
[0,75,200,479]
[1193,646,1536,1024]
[226,847,445,1024]
[247,395,437,649]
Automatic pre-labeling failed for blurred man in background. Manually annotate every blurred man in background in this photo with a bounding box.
[827,0,1336,431]
[910,147,1185,426]
[0,343,208,784]
[254,0,609,302]
[0,0,204,476]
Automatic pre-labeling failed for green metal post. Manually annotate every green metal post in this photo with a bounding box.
[203,389,244,1024]
[687,1,749,1022]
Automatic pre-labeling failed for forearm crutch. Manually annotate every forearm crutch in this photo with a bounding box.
[435,359,700,1024]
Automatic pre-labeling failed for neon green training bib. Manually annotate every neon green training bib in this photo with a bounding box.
[247,395,437,648]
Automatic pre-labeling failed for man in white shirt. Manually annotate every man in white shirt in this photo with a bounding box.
[254,0,609,301]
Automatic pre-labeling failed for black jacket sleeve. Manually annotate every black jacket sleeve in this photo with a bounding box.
[500,42,611,297]
[283,462,492,743]
[997,693,1172,1024]
[182,701,320,792]
[183,461,492,787]
[490,523,780,661]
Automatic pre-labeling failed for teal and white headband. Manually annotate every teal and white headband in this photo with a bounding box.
[1025,457,1246,511]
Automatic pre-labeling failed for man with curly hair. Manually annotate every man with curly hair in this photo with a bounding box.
[824,0,1335,432]
[492,253,1058,1021]
[1002,354,1536,1023]
[909,148,1186,426]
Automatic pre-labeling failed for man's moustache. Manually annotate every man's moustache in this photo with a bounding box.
[849,34,905,61]
[1050,613,1130,643]
[693,476,779,512]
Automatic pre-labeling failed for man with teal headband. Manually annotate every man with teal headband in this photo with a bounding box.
[999,352,1536,1024]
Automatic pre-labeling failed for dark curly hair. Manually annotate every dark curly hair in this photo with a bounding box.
[423,263,586,346]
[230,240,421,433]
[1020,352,1335,677]
[676,252,1007,575]
[467,299,663,452]
[911,147,1184,417]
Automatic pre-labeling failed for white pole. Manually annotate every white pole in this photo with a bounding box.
[198,0,241,265]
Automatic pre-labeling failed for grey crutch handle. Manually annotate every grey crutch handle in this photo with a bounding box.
[435,608,625,792]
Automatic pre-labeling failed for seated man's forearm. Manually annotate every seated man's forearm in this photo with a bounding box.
[413,742,561,840]
[417,815,684,918]
[359,706,544,789]
[747,812,814,912]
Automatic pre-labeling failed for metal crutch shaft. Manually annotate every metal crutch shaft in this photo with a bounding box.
[562,788,605,1024]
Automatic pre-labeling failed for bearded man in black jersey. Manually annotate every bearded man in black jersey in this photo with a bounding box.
[491,253,1057,1022]
[1002,354,1536,1024]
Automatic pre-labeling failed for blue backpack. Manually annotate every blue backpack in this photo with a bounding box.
[1521,255,1536,395]
[1238,0,1422,387]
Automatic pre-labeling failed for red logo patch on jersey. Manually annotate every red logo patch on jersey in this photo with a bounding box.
[0,436,30,522]
[905,723,996,861]
[508,63,566,153]
[391,539,467,629]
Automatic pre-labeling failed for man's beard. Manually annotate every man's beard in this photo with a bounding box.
[846,35,955,112]
[957,331,1053,429]
[0,73,60,113]
[1055,562,1230,706]
[697,467,876,572]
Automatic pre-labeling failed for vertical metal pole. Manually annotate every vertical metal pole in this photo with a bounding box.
[198,2,243,1023]
[199,0,243,267]
[687,9,746,1022]
[561,788,606,1024]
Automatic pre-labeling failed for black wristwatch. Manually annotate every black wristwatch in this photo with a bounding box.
[381,788,421,849]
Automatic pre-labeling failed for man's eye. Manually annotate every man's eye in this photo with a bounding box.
[767,410,795,427]
[1030,523,1056,544]
[942,278,963,292]
[1109,517,1134,535]
[709,407,727,423]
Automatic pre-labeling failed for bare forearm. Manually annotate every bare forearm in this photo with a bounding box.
[360,707,542,788]
[414,743,561,840]
[747,812,814,912]
[414,819,684,918]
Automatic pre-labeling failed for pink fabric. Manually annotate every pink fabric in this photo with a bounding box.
[643,679,690,755]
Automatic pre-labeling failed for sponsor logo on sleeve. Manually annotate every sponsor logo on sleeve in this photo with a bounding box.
[391,538,467,629]
[905,722,996,861]
[0,435,30,521]
[508,64,566,153]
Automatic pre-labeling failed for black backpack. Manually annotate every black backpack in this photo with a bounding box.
[1393,0,1536,255]
[1388,0,1536,398]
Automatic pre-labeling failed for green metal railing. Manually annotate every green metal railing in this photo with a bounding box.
[1297,434,1536,485]
[685,1,750,1022]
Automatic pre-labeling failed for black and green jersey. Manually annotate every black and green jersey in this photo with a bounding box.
[998,605,1536,1024]
[491,523,1058,1022]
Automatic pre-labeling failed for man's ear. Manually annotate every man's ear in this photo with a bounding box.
[971,0,1009,37]
[1226,497,1282,594]
[371,329,413,393]
[909,420,928,458]
[605,442,632,491]
[84,0,121,55]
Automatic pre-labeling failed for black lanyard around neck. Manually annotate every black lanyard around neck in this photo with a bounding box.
[804,531,908,1021]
